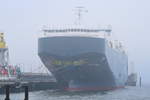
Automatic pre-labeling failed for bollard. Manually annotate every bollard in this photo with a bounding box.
[24,86,29,100]
[5,85,10,100]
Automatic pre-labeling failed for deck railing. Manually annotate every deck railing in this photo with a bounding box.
[0,75,17,81]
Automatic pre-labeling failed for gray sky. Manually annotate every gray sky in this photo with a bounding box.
[0,0,150,83]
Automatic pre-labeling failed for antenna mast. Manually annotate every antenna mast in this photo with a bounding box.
[73,6,88,25]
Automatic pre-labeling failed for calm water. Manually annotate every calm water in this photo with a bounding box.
[0,86,150,100]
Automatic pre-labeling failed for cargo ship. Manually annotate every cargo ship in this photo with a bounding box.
[127,73,137,86]
[126,62,137,86]
[38,26,128,91]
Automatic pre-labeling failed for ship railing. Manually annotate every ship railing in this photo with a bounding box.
[0,75,17,82]
[39,31,111,39]
[42,28,111,33]
[38,27,112,38]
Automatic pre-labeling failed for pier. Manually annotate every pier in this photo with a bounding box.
[0,80,29,100]
[0,73,58,100]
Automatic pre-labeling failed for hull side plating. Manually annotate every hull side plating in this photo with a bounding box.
[38,37,128,91]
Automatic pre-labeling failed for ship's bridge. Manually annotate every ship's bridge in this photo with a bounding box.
[40,28,111,39]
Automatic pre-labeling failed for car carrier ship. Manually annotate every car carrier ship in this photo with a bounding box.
[38,25,128,91]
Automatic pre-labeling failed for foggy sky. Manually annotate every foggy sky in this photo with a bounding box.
[0,0,150,84]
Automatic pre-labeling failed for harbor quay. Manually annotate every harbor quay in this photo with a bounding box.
[0,73,58,94]
[0,73,58,100]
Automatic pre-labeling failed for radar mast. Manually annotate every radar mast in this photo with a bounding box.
[73,6,88,25]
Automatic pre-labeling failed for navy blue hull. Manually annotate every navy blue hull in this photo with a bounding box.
[38,37,128,91]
